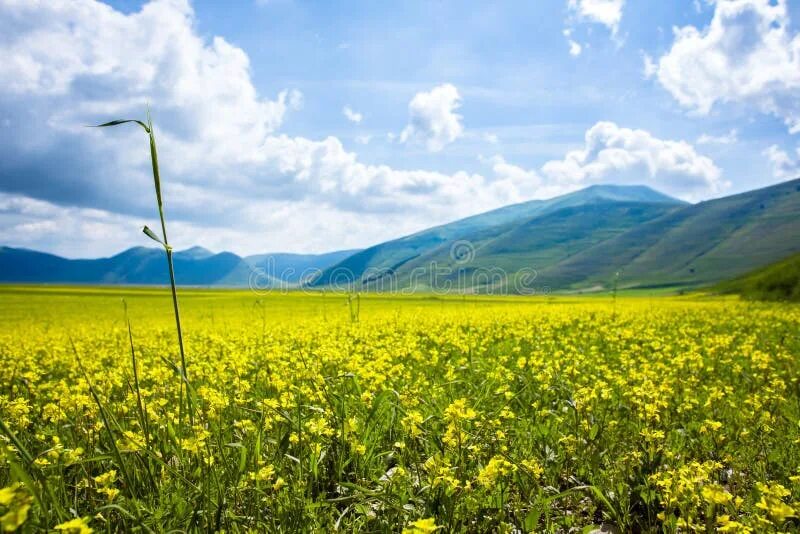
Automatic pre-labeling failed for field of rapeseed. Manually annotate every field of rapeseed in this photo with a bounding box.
[0,286,798,532]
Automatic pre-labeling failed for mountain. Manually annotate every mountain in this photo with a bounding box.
[310,184,685,288]
[0,246,359,286]
[713,251,800,302]
[311,180,800,293]
[245,250,360,284]
[543,178,800,289]
[5,180,800,292]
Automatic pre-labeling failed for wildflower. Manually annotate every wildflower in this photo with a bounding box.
[444,398,476,421]
[403,517,439,534]
[702,483,733,505]
[717,515,753,533]
[54,517,93,534]
[250,465,275,482]
[402,410,424,437]
[477,456,517,487]
[755,482,795,523]
[521,458,544,479]
[0,483,32,532]
[93,470,117,487]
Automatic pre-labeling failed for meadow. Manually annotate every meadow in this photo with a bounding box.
[0,286,798,532]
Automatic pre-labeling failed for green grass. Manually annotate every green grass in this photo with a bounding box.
[713,251,800,301]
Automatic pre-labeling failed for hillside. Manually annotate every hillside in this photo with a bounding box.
[0,246,358,286]
[311,184,685,288]
[312,179,800,293]
[545,178,800,289]
[713,252,800,301]
[5,180,800,292]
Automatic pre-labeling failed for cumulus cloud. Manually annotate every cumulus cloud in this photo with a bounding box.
[399,84,464,152]
[0,0,531,254]
[650,0,800,133]
[563,29,583,56]
[763,145,800,179]
[342,106,362,124]
[568,0,625,34]
[0,1,728,256]
[541,121,726,200]
[0,0,303,215]
[482,133,500,144]
[697,129,738,145]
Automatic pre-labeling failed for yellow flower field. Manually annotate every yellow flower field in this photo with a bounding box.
[0,286,799,532]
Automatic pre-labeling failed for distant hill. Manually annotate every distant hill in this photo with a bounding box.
[5,180,800,292]
[310,184,685,288]
[545,178,800,290]
[0,246,359,287]
[310,179,800,293]
[245,250,360,284]
[713,252,800,301]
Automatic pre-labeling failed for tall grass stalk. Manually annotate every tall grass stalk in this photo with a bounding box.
[93,110,192,419]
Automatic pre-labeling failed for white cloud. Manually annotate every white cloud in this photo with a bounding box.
[0,191,469,258]
[342,105,363,124]
[642,53,657,78]
[763,145,800,179]
[482,132,500,144]
[354,134,372,145]
[568,0,625,34]
[399,84,464,152]
[697,129,738,145]
[569,40,583,56]
[481,155,578,202]
[0,192,140,257]
[541,121,726,200]
[651,0,800,133]
[0,0,302,174]
[0,1,729,257]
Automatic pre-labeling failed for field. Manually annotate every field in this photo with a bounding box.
[0,286,799,532]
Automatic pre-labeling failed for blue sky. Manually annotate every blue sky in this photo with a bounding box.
[1,0,799,257]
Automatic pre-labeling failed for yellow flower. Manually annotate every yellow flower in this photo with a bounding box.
[0,483,32,532]
[93,470,117,487]
[54,517,93,534]
[754,482,795,524]
[477,456,517,487]
[444,398,476,421]
[521,458,544,479]
[717,514,753,533]
[702,483,732,505]
[402,517,439,534]
[249,464,276,482]
[402,410,424,437]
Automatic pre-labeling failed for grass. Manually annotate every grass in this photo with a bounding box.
[713,251,800,302]
[0,286,799,532]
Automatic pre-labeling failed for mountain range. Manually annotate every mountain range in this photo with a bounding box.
[0,245,357,287]
[2,179,800,292]
[310,179,800,292]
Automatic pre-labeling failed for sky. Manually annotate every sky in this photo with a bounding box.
[0,0,799,258]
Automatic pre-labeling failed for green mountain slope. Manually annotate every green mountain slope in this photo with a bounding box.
[713,251,800,301]
[544,178,800,289]
[312,179,800,293]
[311,185,685,288]
[378,201,681,292]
